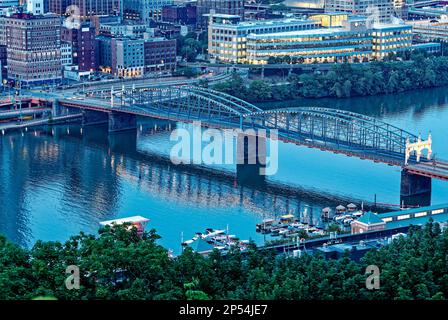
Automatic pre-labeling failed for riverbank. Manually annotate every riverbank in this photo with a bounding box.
[0,221,446,300]
[212,54,448,103]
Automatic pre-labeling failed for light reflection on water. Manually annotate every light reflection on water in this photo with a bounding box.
[1,86,448,253]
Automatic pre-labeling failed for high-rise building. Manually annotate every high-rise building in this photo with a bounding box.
[197,0,244,27]
[123,0,173,24]
[324,0,395,23]
[62,22,98,72]
[48,0,119,18]
[2,12,61,84]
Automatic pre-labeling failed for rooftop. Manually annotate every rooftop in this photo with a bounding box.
[379,203,448,219]
[247,27,364,38]
[357,211,385,225]
[371,22,411,29]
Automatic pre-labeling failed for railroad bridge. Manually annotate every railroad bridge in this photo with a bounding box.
[43,85,448,206]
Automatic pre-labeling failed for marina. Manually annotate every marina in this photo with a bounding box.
[182,228,250,255]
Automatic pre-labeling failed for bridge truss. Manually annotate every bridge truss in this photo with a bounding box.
[87,85,419,165]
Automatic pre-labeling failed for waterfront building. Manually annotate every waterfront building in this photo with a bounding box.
[97,34,176,75]
[408,20,448,41]
[246,17,373,64]
[371,22,412,59]
[62,22,98,72]
[123,0,173,23]
[410,42,441,55]
[351,211,386,234]
[208,14,321,63]
[111,37,144,78]
[324,0,396,23]
[197,0,244,27]
[2,12,61,84]
[143,37,177,73]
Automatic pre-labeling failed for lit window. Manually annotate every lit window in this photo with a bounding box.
[414,212,427,218]
[397,214,410,220]
[432,209,444,215]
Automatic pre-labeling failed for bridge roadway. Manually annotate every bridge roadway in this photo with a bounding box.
[51,90,448,182]
[9,82,448,187]
[0,107,51,119]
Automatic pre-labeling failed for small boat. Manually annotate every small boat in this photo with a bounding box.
[99,216,150,236]
[351,211,363,218]
[280,214,295,224]
[202,229,225,239]
[334,214,348,222]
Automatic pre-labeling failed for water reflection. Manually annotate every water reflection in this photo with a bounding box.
[1,86,448,250]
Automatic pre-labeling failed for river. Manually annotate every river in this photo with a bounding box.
[1,86,448,253]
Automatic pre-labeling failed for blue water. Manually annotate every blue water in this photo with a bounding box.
[1,86,448,253]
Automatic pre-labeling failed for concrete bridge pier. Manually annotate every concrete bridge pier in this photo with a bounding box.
[108,112,137,133]
[236,132,266,186]
[82,109,108,126]
[400,169,431,207]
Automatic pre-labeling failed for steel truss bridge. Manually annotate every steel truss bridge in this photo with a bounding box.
[59,85,448,181]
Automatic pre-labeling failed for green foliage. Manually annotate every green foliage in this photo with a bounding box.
[1,222,448,300]
[214,55,448,102]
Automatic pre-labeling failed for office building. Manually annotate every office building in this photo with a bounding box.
[62,22,98,72]
[3,12,61,84]
[208,14,321,63]
[162,3,197,25]
[408,20,448,41]
[371,22,412,59]
[123,0,173,23]
[111,37,144,77]
[324,0,395,23]
[246,18,373,64]
[143,37,176,73]
[197,0,244,27]
[61,41,73,66]
[49,0,119,17]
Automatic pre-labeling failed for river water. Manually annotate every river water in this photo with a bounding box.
[1,87,448,253]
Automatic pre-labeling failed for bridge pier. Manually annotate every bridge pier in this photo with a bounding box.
[82,109,109,126]
[108,112,137,133]
[400,169,431,207]
[236,132,266,186]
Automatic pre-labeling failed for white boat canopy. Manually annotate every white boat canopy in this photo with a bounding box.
[336,205,346,210]
[347,203,357,209]
[99,216,150,226]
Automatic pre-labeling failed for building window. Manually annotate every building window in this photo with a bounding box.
[397,214,410,220]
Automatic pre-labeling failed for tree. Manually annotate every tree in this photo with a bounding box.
[248,80,272,101]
